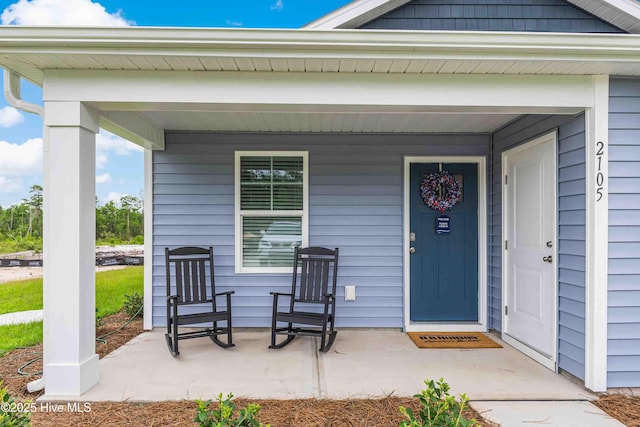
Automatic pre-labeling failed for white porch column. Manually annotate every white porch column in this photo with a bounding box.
[585,75,609,392]
[42,101,99,396]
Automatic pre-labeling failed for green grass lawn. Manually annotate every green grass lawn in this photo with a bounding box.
[0,322,42,357]
[0,278,42,315]
[0,266,143,356]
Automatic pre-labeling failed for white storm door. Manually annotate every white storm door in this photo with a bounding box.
[504,132,557,364]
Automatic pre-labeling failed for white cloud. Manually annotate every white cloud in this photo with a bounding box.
[96,131,143,155]
[106,191,124,204]
[225,19,243,27]
[96,172,112,184]
[270,0,284,11]
[96,154,108,170]
[0,177,23,193]
[0,138,43,178]
[1,0,132,26]
[95,130,142,169]
[0,107,25,128]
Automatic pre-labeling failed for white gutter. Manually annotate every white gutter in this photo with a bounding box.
[3,69,43,117]
[2,26,640,53]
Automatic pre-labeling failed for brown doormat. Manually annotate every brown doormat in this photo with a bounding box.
[407,332,502,349]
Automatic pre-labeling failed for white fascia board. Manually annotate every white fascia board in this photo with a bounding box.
[99,111,165,151]
[591,0,640,19]
[304,0,411,29]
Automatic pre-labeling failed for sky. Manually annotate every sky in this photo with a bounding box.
[0,0,352,207]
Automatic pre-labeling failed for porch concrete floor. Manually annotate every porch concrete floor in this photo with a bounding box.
[60,329,595,402]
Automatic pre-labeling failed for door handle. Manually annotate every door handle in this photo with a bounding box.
[543,255,553,263]
[409,247,416,254]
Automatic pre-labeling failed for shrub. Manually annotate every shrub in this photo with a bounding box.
[123,292,144,318]
[194,393,269,427]
[0,381,32,427]
[399,378,479,427]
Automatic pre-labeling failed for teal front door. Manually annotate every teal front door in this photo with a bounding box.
[410,163,478,321]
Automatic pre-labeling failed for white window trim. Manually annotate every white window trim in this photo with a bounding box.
[234,151,309,274]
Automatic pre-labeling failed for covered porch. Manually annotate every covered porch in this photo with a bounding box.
[1,25,630,396]
[57,330,593,402]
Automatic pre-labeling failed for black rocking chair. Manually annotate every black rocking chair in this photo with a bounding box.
[165,246,234,356]
[269,246,339,352]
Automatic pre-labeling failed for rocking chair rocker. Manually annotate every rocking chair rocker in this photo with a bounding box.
[269,246,339,352]
[165,246,234,356]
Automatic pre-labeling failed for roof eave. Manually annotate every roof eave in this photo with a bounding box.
[2,27,640,85]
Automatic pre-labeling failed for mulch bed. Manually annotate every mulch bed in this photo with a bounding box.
[0,311,144,401]
[593,394,640,427]
[27,398,496,427]
[2,314,638,426]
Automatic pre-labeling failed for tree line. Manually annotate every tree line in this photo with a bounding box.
[0,185,143,253]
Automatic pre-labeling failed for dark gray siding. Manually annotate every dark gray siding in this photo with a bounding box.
[608,78,640,388]
[153,133,490,328]
[359,0,623,33]
[490,114,586,380]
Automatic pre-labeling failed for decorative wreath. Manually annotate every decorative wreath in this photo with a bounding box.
[420,171,461,214]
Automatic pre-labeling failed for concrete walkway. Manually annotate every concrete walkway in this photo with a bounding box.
[0,309,43,326]
[40,329,624,425]
[473,401,625,426]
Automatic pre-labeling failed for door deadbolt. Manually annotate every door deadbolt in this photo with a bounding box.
[546,241,553,248]
[543,255,553,263]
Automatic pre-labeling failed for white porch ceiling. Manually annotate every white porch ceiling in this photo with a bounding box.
[137,110,519,133]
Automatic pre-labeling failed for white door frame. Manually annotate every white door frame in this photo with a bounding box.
[403,156,487,332]
[501,131,559,371]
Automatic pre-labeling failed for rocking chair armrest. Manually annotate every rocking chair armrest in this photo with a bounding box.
[270,292,291,306]
[167,295,179,302]
[214,291,235,297]
[270,292,292,297]
[323,292,335,299]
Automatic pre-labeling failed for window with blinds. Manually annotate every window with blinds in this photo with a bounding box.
[235,152,308,272]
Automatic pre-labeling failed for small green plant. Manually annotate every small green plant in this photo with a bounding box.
[194,393,269,427]
[123,292,143,318]
[0,381,32,427]
[399,378,479,427]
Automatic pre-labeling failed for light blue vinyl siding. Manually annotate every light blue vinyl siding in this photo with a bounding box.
[153,133,490,328]
[490,114,586,380]
[359,0,623,33]
[607,78,640,388]
[557,117,586,381]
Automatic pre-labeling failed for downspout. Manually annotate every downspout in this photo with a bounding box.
[3,69,44,117]
[3,69,45,393]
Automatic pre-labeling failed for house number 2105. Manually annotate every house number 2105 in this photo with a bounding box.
[596,141,604,202]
